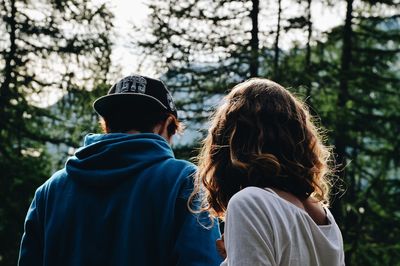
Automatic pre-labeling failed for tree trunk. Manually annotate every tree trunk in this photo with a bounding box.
[0,0,17,151]
[249,0,259,77]
[273,0,282,80]
[332,0,353,230]
[305,0,312,93]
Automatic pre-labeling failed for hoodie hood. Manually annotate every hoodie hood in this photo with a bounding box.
[66,133,174,187]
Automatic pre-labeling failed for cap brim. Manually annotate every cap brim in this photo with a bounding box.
[93,93,169,117]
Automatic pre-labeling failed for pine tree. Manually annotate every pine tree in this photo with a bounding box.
[133,0,273,125]
[134,0,400,264]
[304,1,400,264]
[0,0,113,264]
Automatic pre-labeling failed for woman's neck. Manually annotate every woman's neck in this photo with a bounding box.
[269,187,328,225]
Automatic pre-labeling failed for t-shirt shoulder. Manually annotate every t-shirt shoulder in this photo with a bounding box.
[226,186,284,222]
[224,187,345,266]
[228,186,339,229]
[228,186,283,211]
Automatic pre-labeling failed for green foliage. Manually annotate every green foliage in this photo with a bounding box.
[0,151,51,264]
[0,0,398,265]
[135,0,400,265]
[134,0,271,123]
[283,3,400,264]
[0,0,113,264]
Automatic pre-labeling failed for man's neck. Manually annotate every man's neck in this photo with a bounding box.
[125,129,141,134]
[124,129,172,144]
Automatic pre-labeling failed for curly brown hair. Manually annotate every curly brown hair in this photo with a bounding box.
[191,78,333,219]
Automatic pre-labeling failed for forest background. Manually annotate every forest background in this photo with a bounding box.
[0,0,399,265]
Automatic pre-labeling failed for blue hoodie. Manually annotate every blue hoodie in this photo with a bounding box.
[18,133,222,266]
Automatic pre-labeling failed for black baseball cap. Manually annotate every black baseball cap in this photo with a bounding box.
[93,75,178,118]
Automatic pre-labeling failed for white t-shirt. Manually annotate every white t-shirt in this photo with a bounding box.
[221,187,345,266]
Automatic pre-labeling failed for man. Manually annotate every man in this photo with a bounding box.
[18,75,222,266]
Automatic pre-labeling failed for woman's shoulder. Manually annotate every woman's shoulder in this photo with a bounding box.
[228,187,323,219]
[230,186,269,200]
[227,186,280,211]
[225,187,279,231]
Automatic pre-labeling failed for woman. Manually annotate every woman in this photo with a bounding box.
[192,78,345,265]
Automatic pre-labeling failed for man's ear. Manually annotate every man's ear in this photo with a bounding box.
[100,118,110,133]
[154,115,174,143]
